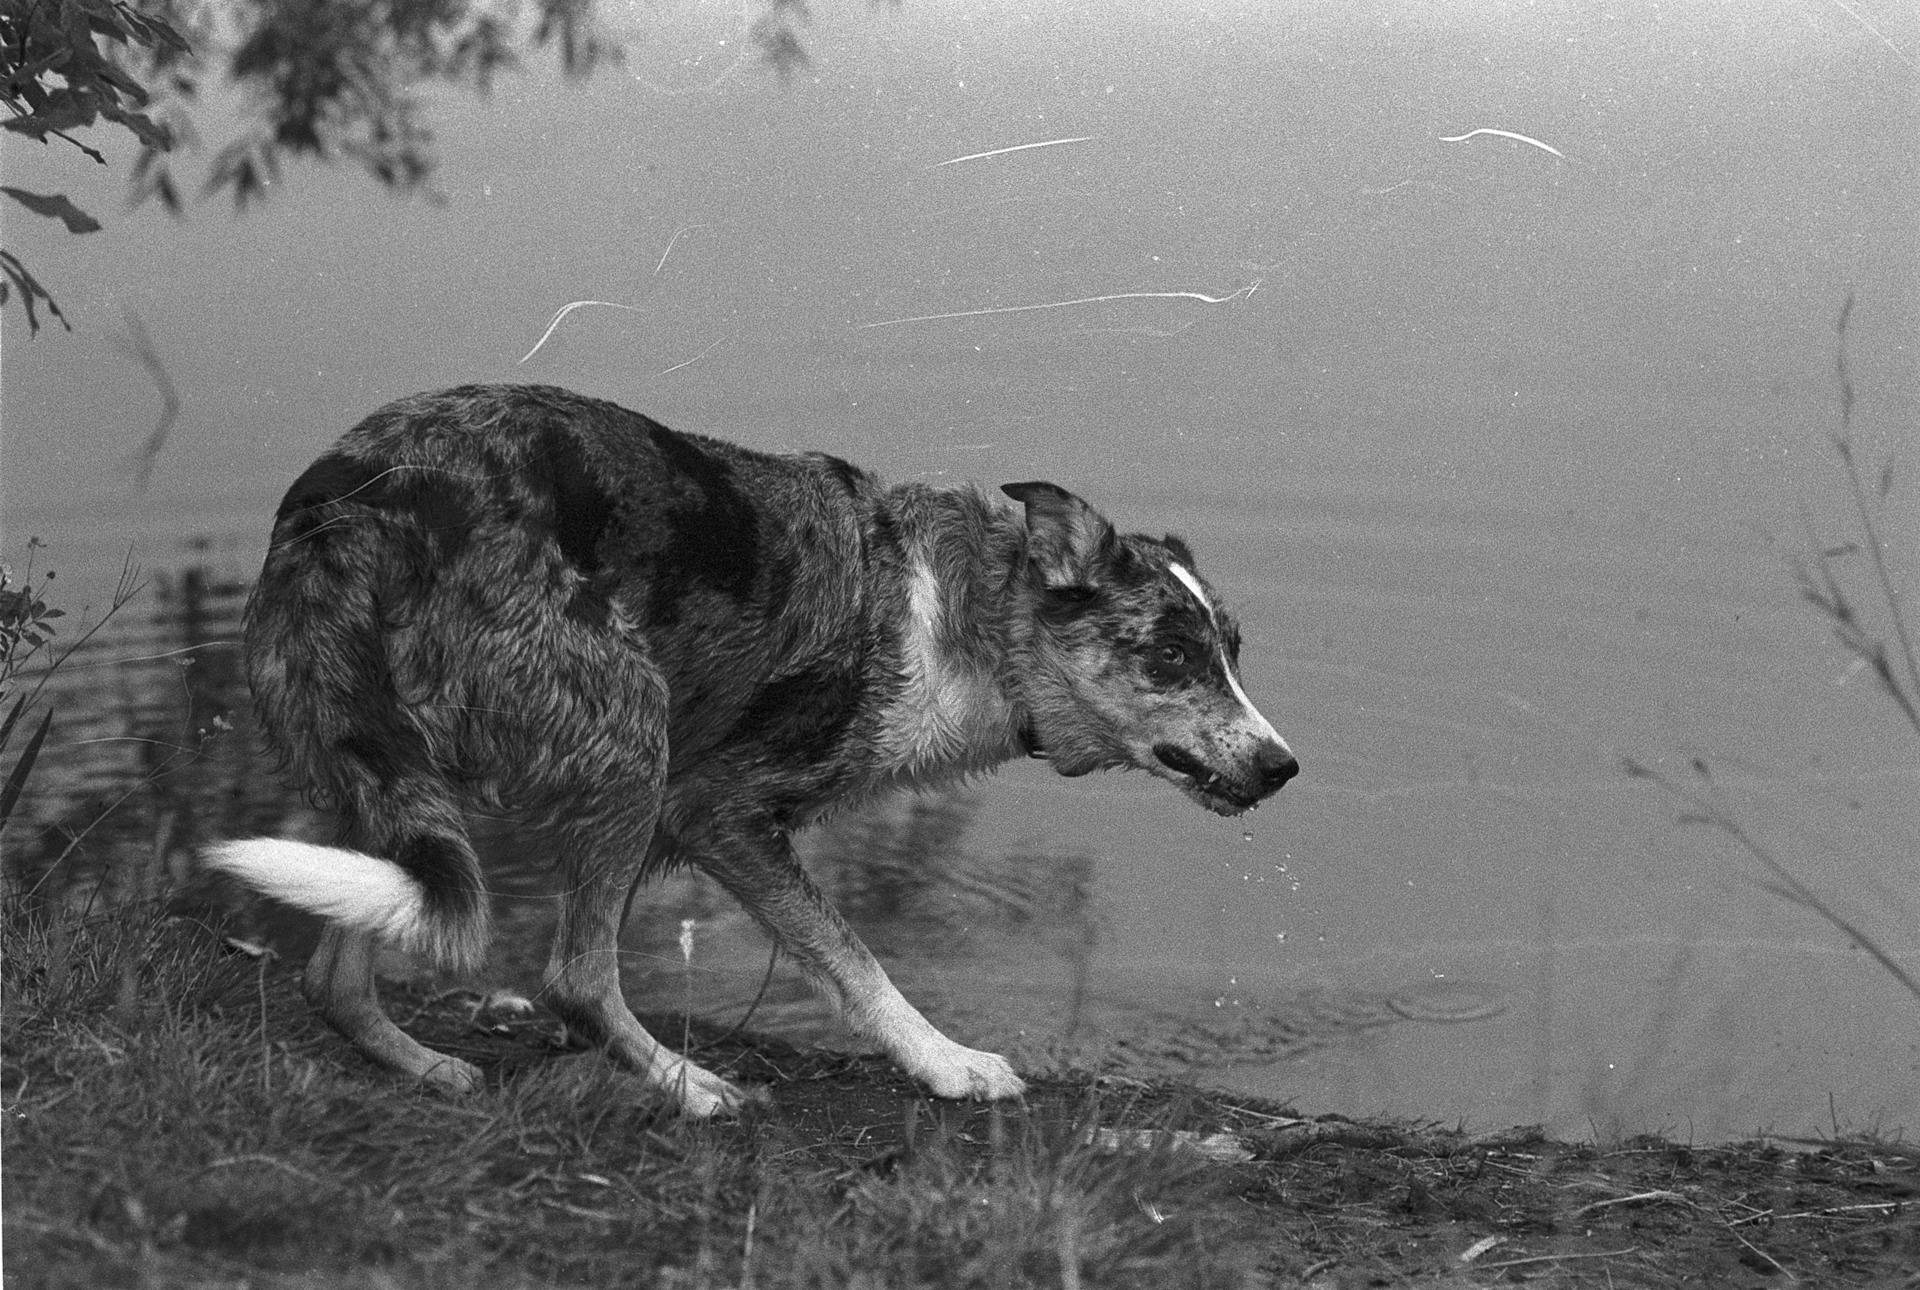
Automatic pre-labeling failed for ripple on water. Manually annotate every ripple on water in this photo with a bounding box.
[1110,979,1511,1070]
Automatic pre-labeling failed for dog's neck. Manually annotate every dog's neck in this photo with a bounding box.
[857,484,1035,789]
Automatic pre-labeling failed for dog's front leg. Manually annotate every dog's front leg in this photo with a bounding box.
[545,814,767,1118]
[698,833,1026,1101]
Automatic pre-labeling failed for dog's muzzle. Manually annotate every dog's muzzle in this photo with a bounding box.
[1153,741,1298,813]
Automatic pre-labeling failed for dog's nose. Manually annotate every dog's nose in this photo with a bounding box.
[1256,743,1299,793]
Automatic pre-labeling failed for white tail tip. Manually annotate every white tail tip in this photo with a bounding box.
[200,838,429,947]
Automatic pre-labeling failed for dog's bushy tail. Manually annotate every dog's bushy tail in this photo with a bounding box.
[202,832,490,974]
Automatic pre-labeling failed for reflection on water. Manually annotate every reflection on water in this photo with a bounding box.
[1115,978,1509,1070]
[5,544,1505,1079]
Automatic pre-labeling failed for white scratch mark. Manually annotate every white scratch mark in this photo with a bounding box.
[658,333,729,376]
[1439,128,1566,160]
[517,300,644,365]
[860,280,1260,330]
[654,223,710,275]
[1820,0,1916,73]
[926,136,1095,170]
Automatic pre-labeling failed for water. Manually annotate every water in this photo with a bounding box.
[3,0,1916,1142]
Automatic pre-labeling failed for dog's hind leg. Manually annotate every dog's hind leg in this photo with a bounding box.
[695,829,1025,1101]
[204,793,494,1093]
[305,923,482,1093]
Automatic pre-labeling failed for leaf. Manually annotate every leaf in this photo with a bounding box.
[4,48,77,90]
[133,160,183,215]
[0,693,27,753]
[1,100,99,140]
[91,60,152,106]
[2,188,103,234]
[120,8,194,55]
[0,248,72,336]
[0,706,54,829]
[99,102,173,152]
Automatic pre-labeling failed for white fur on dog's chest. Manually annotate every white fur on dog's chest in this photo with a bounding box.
[873,560,1021,785]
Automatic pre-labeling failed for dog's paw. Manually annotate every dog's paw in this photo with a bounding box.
[910,1042,1026,1101]
[469,988,537,1021]
[654,1057,770,1118]
[699,1078,773,1118]
[417,1054,484,1095]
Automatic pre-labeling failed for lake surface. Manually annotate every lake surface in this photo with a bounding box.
[4,0,1916,1141]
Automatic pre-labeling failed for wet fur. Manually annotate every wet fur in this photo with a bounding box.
[202,383,1297,1114]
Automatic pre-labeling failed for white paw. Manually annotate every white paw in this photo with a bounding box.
[909,1041,1026,1101]
[418,1054,484,1095]
[653,1057,768,1118]
[470,989,537,1020]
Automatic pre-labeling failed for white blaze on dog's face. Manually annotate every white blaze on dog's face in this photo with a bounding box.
[1003,481,1299,815]
[1165,560,1290,758]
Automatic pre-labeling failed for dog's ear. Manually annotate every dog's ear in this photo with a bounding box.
[1002,481,1116,588]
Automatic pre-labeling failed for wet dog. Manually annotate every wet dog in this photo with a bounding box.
[202,384,1298,1114]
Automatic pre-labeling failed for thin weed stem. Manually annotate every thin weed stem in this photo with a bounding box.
[1633,295,1917,1009]
[1626,759,1920,1007]
[1837,291,1920,699]
[257,954,273,1098]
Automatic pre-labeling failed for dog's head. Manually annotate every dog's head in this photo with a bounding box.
[1002,481,1298,816]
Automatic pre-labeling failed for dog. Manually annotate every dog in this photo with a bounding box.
[201,383,1298,1115]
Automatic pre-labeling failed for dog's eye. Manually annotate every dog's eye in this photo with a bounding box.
[1143,642,1195,685]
